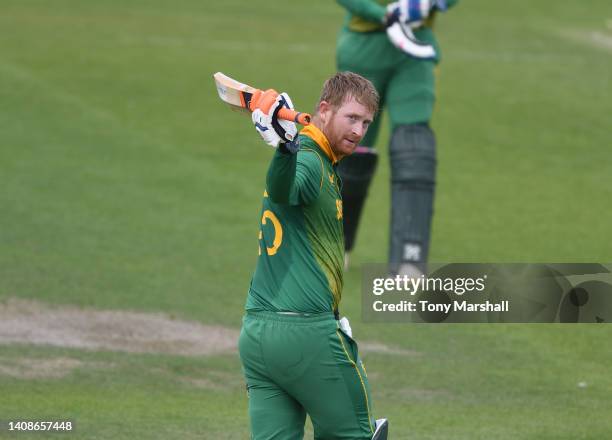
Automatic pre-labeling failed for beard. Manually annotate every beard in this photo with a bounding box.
[324,115,358,159]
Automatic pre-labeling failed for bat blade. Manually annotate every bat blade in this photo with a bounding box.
[213,72,256,111]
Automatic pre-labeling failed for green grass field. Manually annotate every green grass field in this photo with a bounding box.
[1,0,612,438]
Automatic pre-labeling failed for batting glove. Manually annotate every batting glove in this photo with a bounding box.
[384,0,440,59]
[385,0,446,27]
[385,21,436,59]
[252,91,300,153]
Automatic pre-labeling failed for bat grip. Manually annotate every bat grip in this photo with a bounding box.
[248,90,311,125]
[277,108,311,126]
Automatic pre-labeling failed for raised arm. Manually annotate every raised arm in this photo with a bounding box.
[252,90,321,205]
[266,146,322,206]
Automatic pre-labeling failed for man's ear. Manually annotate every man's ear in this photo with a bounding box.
[318,100,331,124]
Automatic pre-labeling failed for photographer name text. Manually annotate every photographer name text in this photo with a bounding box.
[372,300,509,313]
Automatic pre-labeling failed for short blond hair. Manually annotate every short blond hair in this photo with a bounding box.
[318,71,379,115]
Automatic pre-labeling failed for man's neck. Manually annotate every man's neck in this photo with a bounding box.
[309,116,344,161]
[310,115,324,134]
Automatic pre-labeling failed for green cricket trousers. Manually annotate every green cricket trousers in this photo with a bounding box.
[239,310,375,440]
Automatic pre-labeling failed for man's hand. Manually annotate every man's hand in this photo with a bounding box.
[385,0,446,28]
[384,0,444,59]
[251,90,300,153]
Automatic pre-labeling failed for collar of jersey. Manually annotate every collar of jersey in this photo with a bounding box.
[300,124,338,165]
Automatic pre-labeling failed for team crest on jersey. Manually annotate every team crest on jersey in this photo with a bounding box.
[336,199,343,220]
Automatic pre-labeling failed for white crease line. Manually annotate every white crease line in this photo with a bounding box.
[0,59,118,124]
[589,31,612,51]
[0,57,167,150]
[557,29,612,54]
[447,50,581,63]
[116,34,321,53]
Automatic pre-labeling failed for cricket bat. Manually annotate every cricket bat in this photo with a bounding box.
[213,72,311,125]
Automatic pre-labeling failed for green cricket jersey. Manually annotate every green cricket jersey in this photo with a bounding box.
[246,125,344,315]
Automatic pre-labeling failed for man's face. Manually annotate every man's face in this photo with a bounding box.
[319,97,374,159]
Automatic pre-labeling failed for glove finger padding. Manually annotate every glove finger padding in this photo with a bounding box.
[270,93,298,143]
[251,92,299,151]
[252,108,283,148]
[251,89,280,114]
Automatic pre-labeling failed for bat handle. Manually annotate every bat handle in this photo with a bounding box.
[277,108,311,126]
[248,90,311,125]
